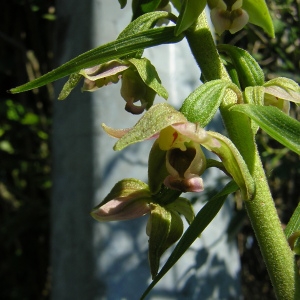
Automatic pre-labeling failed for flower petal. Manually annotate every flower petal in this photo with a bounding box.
[91,198,150,221]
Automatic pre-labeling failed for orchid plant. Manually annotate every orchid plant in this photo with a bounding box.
[9,0,300,299]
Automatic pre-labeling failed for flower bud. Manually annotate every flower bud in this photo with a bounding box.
[91,179,151,221]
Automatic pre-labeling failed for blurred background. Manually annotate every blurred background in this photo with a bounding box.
[0,0,299,299]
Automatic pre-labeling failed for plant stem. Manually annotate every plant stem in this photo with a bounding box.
[185,11,300,300]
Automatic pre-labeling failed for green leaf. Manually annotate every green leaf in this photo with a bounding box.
[285,203,300,254]
[128,57,168,99]
[58,73,83,100]
[120,10,174,59]
[141,0,162,12]
[140,180,239,300]
[174,0,206,36]
[218,44,264,89]
[113,103,187,151]
[243,0,274,38]
[180,79,242,127]
[10,26,182,94]
[132,0,168,19]
[243,86,265,133]
[230,104,300,155]
[118,11,171,39]
[284,202,300,239]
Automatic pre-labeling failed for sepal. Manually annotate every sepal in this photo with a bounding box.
[148,140,169,194]
[147,204,183,278]
[165,197,195,225]
[203,131,255,200]
[263,77,300,114]
[91,178,151,221]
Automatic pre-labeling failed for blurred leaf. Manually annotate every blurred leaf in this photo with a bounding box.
[21,113,39,125]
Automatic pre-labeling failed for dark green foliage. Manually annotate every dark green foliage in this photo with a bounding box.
[0,0,54,299]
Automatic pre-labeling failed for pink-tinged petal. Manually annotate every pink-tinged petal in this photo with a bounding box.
[164,175,204,193]
[264,86,300,103]
[80,60,129,79]
[91,198,150,221]
[102,124,131,138]
[172,122,216,145]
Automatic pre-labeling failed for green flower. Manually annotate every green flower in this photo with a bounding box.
[59,57,168,114]
[80,59,156,114]
[103,103,255,200]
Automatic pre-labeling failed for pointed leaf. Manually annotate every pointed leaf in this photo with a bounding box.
[243,0,274,37]
[118,11,171,39]
[174,0,206,36]
[218,44,264,89]
[230,104,300,155]
[10,26,182,94]
[180,79,242,127]
[284,202,300,239]
[58,73,83,100]
[140,180,239,299]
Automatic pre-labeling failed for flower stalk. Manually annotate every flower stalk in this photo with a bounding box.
[185,10,300,300]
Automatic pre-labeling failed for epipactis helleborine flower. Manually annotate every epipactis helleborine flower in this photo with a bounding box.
[208,0,249,35]
[103,104,217,193]
[263,77,300,115]
[91,177,196,278]
[80,59,156,114]
[103,103,255,200]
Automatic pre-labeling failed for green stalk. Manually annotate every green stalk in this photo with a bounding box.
[185,11,300,299]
